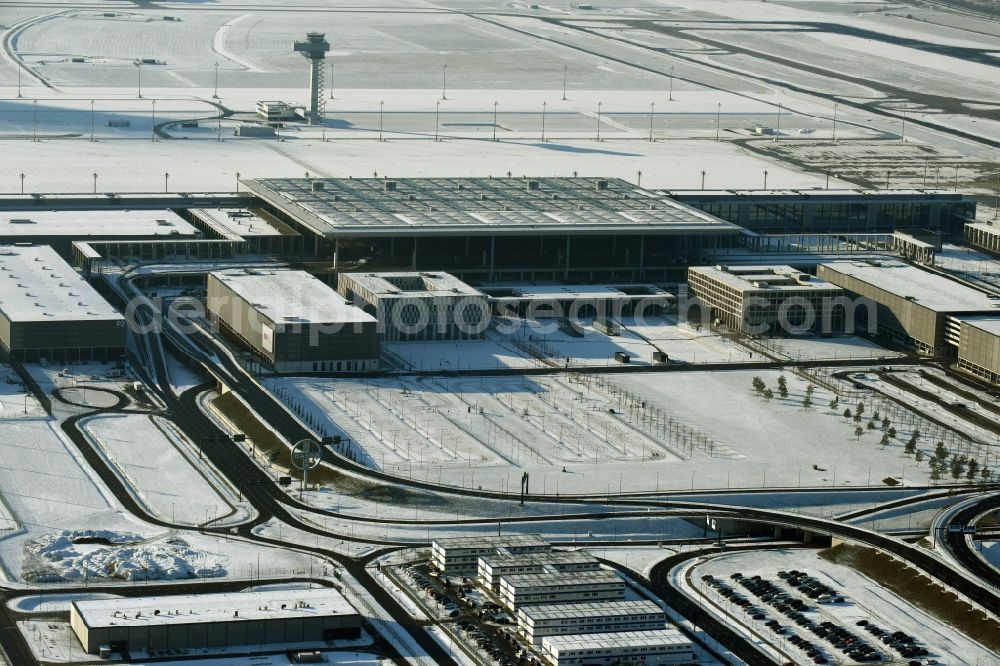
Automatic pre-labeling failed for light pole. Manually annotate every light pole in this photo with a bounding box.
[649,101,654,141]
[668,65,674,101]
[150,99,156,142]
[441,64,447,100]
[885,170,890,189]
[92,172,98,194]
[715,102,721,141]
[379,100,384,141]
[832,103,838,141]
[763,170,768,190]
[164,172,169,193]
[235,171,240,192]
[541,101,546,142]
[435,100,440,141]
[562,64,568,101]
[19,173,25,194]
[701,170,706,189]
[329,62,334,99]
[90,100,95,142]
[213,61,219,99]
[901,107,906,142]
[954,165,960,189]
[32,99,37,142]
[136,60,142,98]
[636,170,642,188]
[595,101,602,142]
[493,101,498,142]
[774,103,781,141]
[16,64,21,98]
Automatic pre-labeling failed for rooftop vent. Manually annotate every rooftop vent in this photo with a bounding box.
[526,180,540,191]
[8,218,34,224]
[595,179,609,191]
[384,180,397,192]
[311,180,325,192]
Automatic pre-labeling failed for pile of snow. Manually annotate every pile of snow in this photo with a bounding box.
[22,530,225,583]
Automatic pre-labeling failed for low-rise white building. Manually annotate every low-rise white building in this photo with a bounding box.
[498,571,625,609]
[338,271,489,341]
[517,600,666,644]
[431,535,551,574]
[478,551,600,590]
[540,630,694,666]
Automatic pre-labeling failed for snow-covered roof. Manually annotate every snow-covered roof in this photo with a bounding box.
[481,282,674,301]
[542,629,690,654]
[71,587,356,629]
[340,271,483,298]
[0,209,198,237]
[242,177,740,238]
[433,534,549,551]
[210,269,375,325]
[0,245,123,322]
[519,599,663,621]
[690,264,842,293]
[662,188,968,200]
[500,570,621,589]
[960,316,1000,337]
[480,550,598,569]
[819,260,999,313]
[189,208,284,237]
[966,222,1000,237]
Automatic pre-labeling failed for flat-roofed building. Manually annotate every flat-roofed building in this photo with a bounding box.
[517,600,666,644]
[956,317,1000,385]
[498,571,625,609]
[892,231,940,265]
[540,629,694,666]
[478,551,600,590]
[0,209,199,258]
[186,208,304,256]
[482,283,675,319]
[817,260,999,355]
[687,264,845,335]
[242,177,742,281]
[207,269,378,373]
[338,271,488,341]
[663,188,975,236]
[70,587,360,656]
[966,221,1000,254]
[255,101,297,122]
[0,245,125,361]
[431,535,551,574]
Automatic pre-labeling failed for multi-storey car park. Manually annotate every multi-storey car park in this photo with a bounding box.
[0,244,125,362]
[207,268,379,373]
[817,260,1000,355]
[70,588,361,657]
[241,176,743,281]
[687,264,846,335]
[497,570,626,610]
[516,599,667,644]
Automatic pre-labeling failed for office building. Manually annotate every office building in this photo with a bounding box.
[498,571,625,609]
[687,264,845,335]
[517,600,666,644]
[540,629,694,666]
[478,551,600,590]
[431,535,551,574]
[956,317,1000,385]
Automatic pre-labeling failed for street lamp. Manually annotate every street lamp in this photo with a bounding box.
[541,101,546,142]
[235,171,241,192]
[435,100,440,141]
[32,99,37,142]
[701,170,706,190]
[164,172,169,193]
[774,103,781,142]
[832,103,838,142]
[90,99,95,142]
[136,60,142,98]
[150,99,156,142]
[493,101,498,142]
[596,101,602,142]
[379,100,384,141]
[562,64,568,101]
[901,107,906,142]
[441,64,447,100]
[668,65,674,101]
[16,63,21,98]
[92,172,98,194]
[715,102,721,141]
[649,101,654,142]
[763,170,768,190]
[213,61,219,99]
[19,173,25,194]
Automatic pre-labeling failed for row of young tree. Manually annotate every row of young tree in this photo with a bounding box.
[750,376,993,484]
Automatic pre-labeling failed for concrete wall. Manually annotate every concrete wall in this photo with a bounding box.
[958,322,1000,385]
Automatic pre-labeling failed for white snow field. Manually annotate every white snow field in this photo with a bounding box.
[82,413,247,527]
[270,367,943,495]
[688,548,998,666]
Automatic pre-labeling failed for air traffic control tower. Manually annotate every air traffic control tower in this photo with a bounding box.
[293,32,329,125]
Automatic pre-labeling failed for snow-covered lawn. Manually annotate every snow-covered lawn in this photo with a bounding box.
[689,548,998,666]
[82,413,245,526]
[751,335,902,362]
[0,364,45,419]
